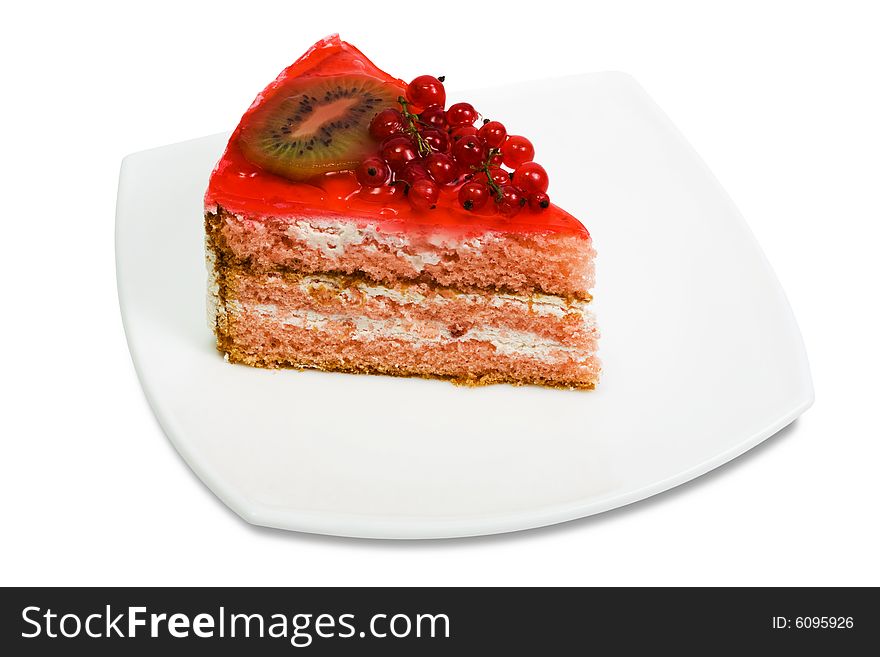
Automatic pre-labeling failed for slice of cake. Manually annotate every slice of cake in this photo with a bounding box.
[205,35,600,388]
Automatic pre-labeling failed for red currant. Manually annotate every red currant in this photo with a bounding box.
[512,162,549,194]
[369,109,406,141]
[446,102,479,127]
[355,157,390,187]
[426,153,459,185]
[501,135,535,168]
[408,178,440,211]
[406,75,446,112]
[450,125,479,143]
[451,134,485,166]
[419,127,450,153]
[458,181,490,211]
[486,167,510,188]
[478,120,507,148]
[496,185,527,217]
[380,135,418,172]
[419,104,447,130]
[398,160,430,188]
[528,192,551,211]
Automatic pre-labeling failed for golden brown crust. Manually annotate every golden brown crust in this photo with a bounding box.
[222,349,597,391]
[205,214,235,355]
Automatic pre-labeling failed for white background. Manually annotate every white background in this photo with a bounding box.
[3,0,878,586]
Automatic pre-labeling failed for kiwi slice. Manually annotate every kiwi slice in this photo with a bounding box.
[238,74,399,181]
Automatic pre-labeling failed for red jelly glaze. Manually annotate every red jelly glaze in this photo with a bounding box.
[205,35,589,239]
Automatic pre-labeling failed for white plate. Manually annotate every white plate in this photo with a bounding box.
[116,73,813,539]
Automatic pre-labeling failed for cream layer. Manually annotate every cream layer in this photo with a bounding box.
[294,274,592,320]
[229,301,594,363]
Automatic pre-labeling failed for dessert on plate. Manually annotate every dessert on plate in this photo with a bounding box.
[205,35,600,388]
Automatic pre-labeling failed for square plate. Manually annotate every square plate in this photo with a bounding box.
[116,73,813,538]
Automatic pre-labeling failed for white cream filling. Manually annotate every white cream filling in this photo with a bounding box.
[281,218,445,271]
[233,302,593,363]
[267,216,512,273]
[293,274,592,321]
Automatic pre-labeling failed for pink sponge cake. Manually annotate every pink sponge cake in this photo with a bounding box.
[205,36,600,388]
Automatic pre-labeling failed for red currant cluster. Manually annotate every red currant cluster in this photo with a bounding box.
[357,74,550,216]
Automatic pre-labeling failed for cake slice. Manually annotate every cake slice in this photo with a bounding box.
[205,35,600,388]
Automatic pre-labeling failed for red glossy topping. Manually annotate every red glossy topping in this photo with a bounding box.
[205,35,588,238]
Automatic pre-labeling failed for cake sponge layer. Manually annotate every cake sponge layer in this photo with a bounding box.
[223,302,600,389]
[210,262,600,389]
[206,208,595,299]
[228,270,596,344]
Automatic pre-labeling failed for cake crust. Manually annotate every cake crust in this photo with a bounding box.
[223,351,597,391]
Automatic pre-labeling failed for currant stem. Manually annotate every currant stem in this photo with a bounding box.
[398,96,433,157]
[475,147,504,200]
